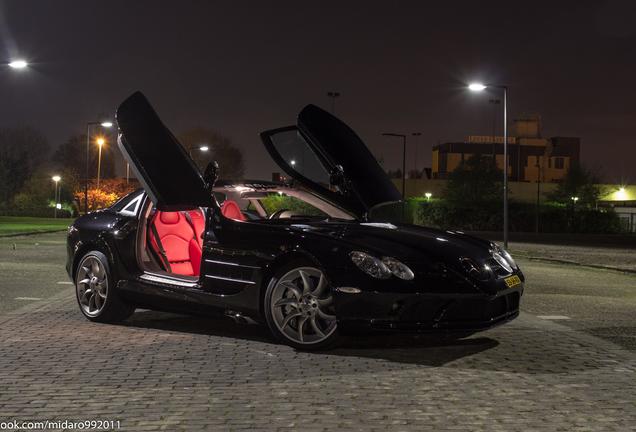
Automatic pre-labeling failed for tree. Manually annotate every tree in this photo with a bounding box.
[0,127,50,205]
[548,163,601,208]
[445,155,502,205]
[178,128,245,180]
[52,134,116,184]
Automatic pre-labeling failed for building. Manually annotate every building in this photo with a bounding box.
[432,116,580,182]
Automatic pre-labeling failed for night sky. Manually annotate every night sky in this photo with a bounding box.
[1,0,635,182]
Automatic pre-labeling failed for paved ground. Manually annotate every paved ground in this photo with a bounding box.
[1,232,635,431]
[510,241,636,272]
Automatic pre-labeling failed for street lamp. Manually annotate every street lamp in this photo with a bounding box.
[8,59,28,69]
[412,132,422,177]
[96,137,105,189]
[85,120,113,213]
[199,145,209,152]
[382,133,408,220]
[468,82,510,248]
[290,159,296,166]
[52,175,61,218]
[327,91,341,114]
[425,192,432,201]
[571,196,579,203]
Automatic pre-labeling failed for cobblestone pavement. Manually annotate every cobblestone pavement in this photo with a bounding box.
[1,288,635,431]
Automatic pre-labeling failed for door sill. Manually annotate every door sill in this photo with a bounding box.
[139,272,199,288]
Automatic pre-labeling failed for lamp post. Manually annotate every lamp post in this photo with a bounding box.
[7,59,28,69]
[96,137,105,188]
[382,133,407,220]
[468,82,509,248]
[52,175,61,218]
[412,132,422,177]
[327,91,341,114]
[85,121,113,213]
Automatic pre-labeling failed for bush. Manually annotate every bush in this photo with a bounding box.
[412,199,625,234]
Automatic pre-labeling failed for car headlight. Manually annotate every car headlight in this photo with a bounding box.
[491,243,518,270]
[382,257,415,280]
[350,251,392,279]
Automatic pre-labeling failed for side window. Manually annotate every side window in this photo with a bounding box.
[267,129,331,188]
[119,193,144,217]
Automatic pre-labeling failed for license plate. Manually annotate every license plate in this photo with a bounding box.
[504,275,521,288]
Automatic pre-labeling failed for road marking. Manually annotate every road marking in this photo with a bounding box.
[15,297,42,301]
[57,281,73,285]
[537,315,571,320]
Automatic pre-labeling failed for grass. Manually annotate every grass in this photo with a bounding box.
[0,216,74,236]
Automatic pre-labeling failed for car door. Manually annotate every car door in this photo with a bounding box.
[116,91,214,211]
[260,104,402,219]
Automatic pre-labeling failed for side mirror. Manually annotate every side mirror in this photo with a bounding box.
[329,164,350,193]
[204,161,219,191]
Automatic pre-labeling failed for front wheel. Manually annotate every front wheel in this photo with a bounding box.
[264,262,340,350]
[75,251,135,323]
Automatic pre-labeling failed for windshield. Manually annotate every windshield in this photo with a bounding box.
[367,201,408,224]
[214,185,355,222]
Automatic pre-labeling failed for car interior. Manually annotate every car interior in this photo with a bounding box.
[140,186,353,279]
[143,200,247,277]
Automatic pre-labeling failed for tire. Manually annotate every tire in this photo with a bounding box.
[75,251,135,323]
[264,260,340,350]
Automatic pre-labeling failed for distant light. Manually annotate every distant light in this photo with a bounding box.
[96,137,105,146]
[56,203,62,209]
[199,145,209,152]
[468,83,487,92]
[425,192,432,199]
[8,60,28,69]
[571,196,579,202]
[100,121,113,128]
[616,187,628,200]
[52,175,61,182]
[290,160,296,166]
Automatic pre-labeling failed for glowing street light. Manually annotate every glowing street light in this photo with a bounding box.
[467,81,510,248]
[8,59,28,69]
[199,145,209,152]
[571,196,579,203]
[52,175,61,218]
[468,83,487,92]
[425,192,432,200]
[290,160,296,166]
[96,137,106,189]
[100,121,113,128]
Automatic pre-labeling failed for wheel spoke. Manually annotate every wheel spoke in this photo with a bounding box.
[94,292,102,309]
[316,296,332,307]
[88,293,96,311]
[310,316,325,338]
[78,278,90,285]
[280,281,302,300]
[299,270,312,294]
[312,273,326,297]
[317,309,335,321]
[297,316,308,342]
[281,311,303,329]
[274,298,298,308]
[80,289,92,304]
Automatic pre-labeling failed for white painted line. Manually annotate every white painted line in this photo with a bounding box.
[56,281,73,285]
[15,297,42,301]
[537,315,571,320]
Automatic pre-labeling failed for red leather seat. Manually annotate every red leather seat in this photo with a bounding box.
[221,200,246,221]
[149,210,202,276]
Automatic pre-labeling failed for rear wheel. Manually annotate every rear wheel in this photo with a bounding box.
[264,262,339,350]
[75,251,134,323]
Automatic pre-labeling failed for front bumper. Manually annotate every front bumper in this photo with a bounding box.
[335,285,523,334]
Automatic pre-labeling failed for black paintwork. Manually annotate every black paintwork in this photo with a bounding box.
[66,92,523,335]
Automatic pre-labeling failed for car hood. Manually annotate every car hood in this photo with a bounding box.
[292,220,494,265]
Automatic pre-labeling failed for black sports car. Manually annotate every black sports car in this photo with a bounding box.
[66,92,523,350]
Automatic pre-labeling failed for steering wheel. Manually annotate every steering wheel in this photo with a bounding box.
[269,208,290,219]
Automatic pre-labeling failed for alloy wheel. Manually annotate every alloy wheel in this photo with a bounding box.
[270,266,336,345]
[76,255,108,317]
